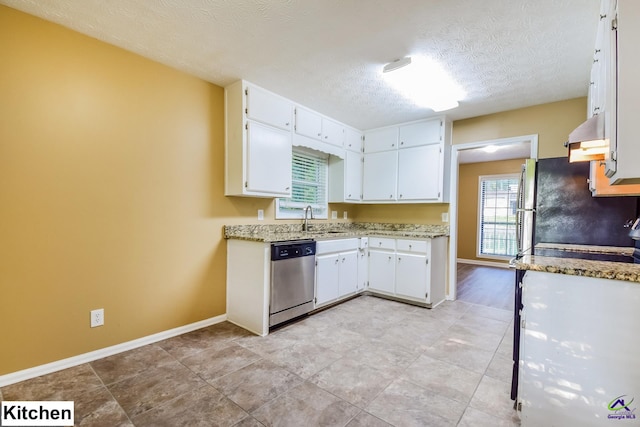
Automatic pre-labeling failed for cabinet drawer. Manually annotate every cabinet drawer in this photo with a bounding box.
[368,237,396,250]
[396,239,429,254]
[316,238,359,254]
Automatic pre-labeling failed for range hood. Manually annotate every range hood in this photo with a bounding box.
[565,114,608,162]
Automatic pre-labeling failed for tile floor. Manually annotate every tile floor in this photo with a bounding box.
[1,295,521,426]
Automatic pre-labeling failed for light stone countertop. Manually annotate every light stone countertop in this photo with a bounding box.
[224,222,449,243]
[514,243,640,283]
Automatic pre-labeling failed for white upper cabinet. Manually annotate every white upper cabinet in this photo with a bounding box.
[605,0,640,185]
[362,150,398,201]
[361,117,450,203]
[363,127,398,153]
[245,121,292,195]
[245,84,293,131]
[328,127,363,203]
[397,144,441,200]
[398,120,441,148]
[345,128,363,152]
[294,106,344,147]
[322,117,345,147]
[344,151,363,201]
[294,106,322,139]
[225,80,293,197]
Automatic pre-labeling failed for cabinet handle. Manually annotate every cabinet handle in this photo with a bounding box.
[348,194,352,197]
[335,259,339,264]
[399,194,403,198]
[400,141,404,146]
[409,244,412,249]
[342,257,345,263]
[391,143,395,147]
[318,133,322,137]
[378,242,382,246]
[398,257,401,261]
[388,256,392,261]
[285,187,290,190]
[390,194,393,198]
[285,122,290,126]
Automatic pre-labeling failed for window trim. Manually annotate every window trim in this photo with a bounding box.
[275,148,329,220]
[476,173,520,260]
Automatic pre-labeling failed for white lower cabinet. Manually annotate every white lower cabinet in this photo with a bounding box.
[395,252,429,300]
[368,250,396,294]
[315,253,340,307]
[357,238,368,292]
[314,239,361,308]
[367,236,446,307]
[338,251,358,297]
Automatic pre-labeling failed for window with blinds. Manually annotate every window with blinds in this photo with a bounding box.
[478,174,519,258]
[276,150,328,219]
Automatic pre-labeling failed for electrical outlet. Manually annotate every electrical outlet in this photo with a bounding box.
[343,211,348,219]
[257,209,264,221]
[331,211,337,219]
[91,308,104,328]
[442,212,449,222]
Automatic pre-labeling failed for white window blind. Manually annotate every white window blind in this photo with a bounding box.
[276,150,328,219]
[478,175,519,258]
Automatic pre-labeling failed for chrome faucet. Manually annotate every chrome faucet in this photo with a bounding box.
[303,205,314,231]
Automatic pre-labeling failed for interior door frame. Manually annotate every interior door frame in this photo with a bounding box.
[446,134,539,301]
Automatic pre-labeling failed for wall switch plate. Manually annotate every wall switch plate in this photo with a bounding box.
[91,308,104,328]
[331,211,337,219]
[343,211,348,219]
[257,209,264,221]
[442,212,449,222]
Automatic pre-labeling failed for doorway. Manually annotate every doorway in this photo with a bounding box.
[447,135,538,302]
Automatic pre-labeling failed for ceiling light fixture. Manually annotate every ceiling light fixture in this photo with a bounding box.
[383,57,412,73]
[482,145,500,153]
[382,56,465,112]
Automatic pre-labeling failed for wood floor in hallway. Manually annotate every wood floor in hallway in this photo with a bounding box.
[456,263,514,311]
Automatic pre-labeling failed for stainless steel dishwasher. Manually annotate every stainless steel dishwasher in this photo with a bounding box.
[270,240,316,327]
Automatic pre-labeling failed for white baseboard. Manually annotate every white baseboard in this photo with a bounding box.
[457,258,512,269]
[0,314,227,388]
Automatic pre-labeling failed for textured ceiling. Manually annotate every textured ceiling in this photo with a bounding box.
[0,0,600,130]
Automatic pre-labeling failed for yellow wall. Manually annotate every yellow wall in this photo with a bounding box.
[457,159,527,262]
[0,5,263,375]
[453,97,587,158]
[353,203,448,224]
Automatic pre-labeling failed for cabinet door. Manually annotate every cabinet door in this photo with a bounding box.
[397,144,440,200]
[345,128,362,152]
[362,151,398,201]
[399,120,441,148]
[322,118,345,147]
[357,247,368,292]
[315,254,340,307]
[368,250,396,294]
[364,127,398,153]
[295,107,322,140]
[246,121,292,196]
[395,253,428,301]
[338,250,358,297]
[344,150,362,201]
[245,85,293,131]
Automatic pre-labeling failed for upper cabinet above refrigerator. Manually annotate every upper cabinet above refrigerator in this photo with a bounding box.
[570,0,640,194]
[604,0,640,185]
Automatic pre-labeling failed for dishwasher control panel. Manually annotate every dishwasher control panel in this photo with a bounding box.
[271,240,316,260]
